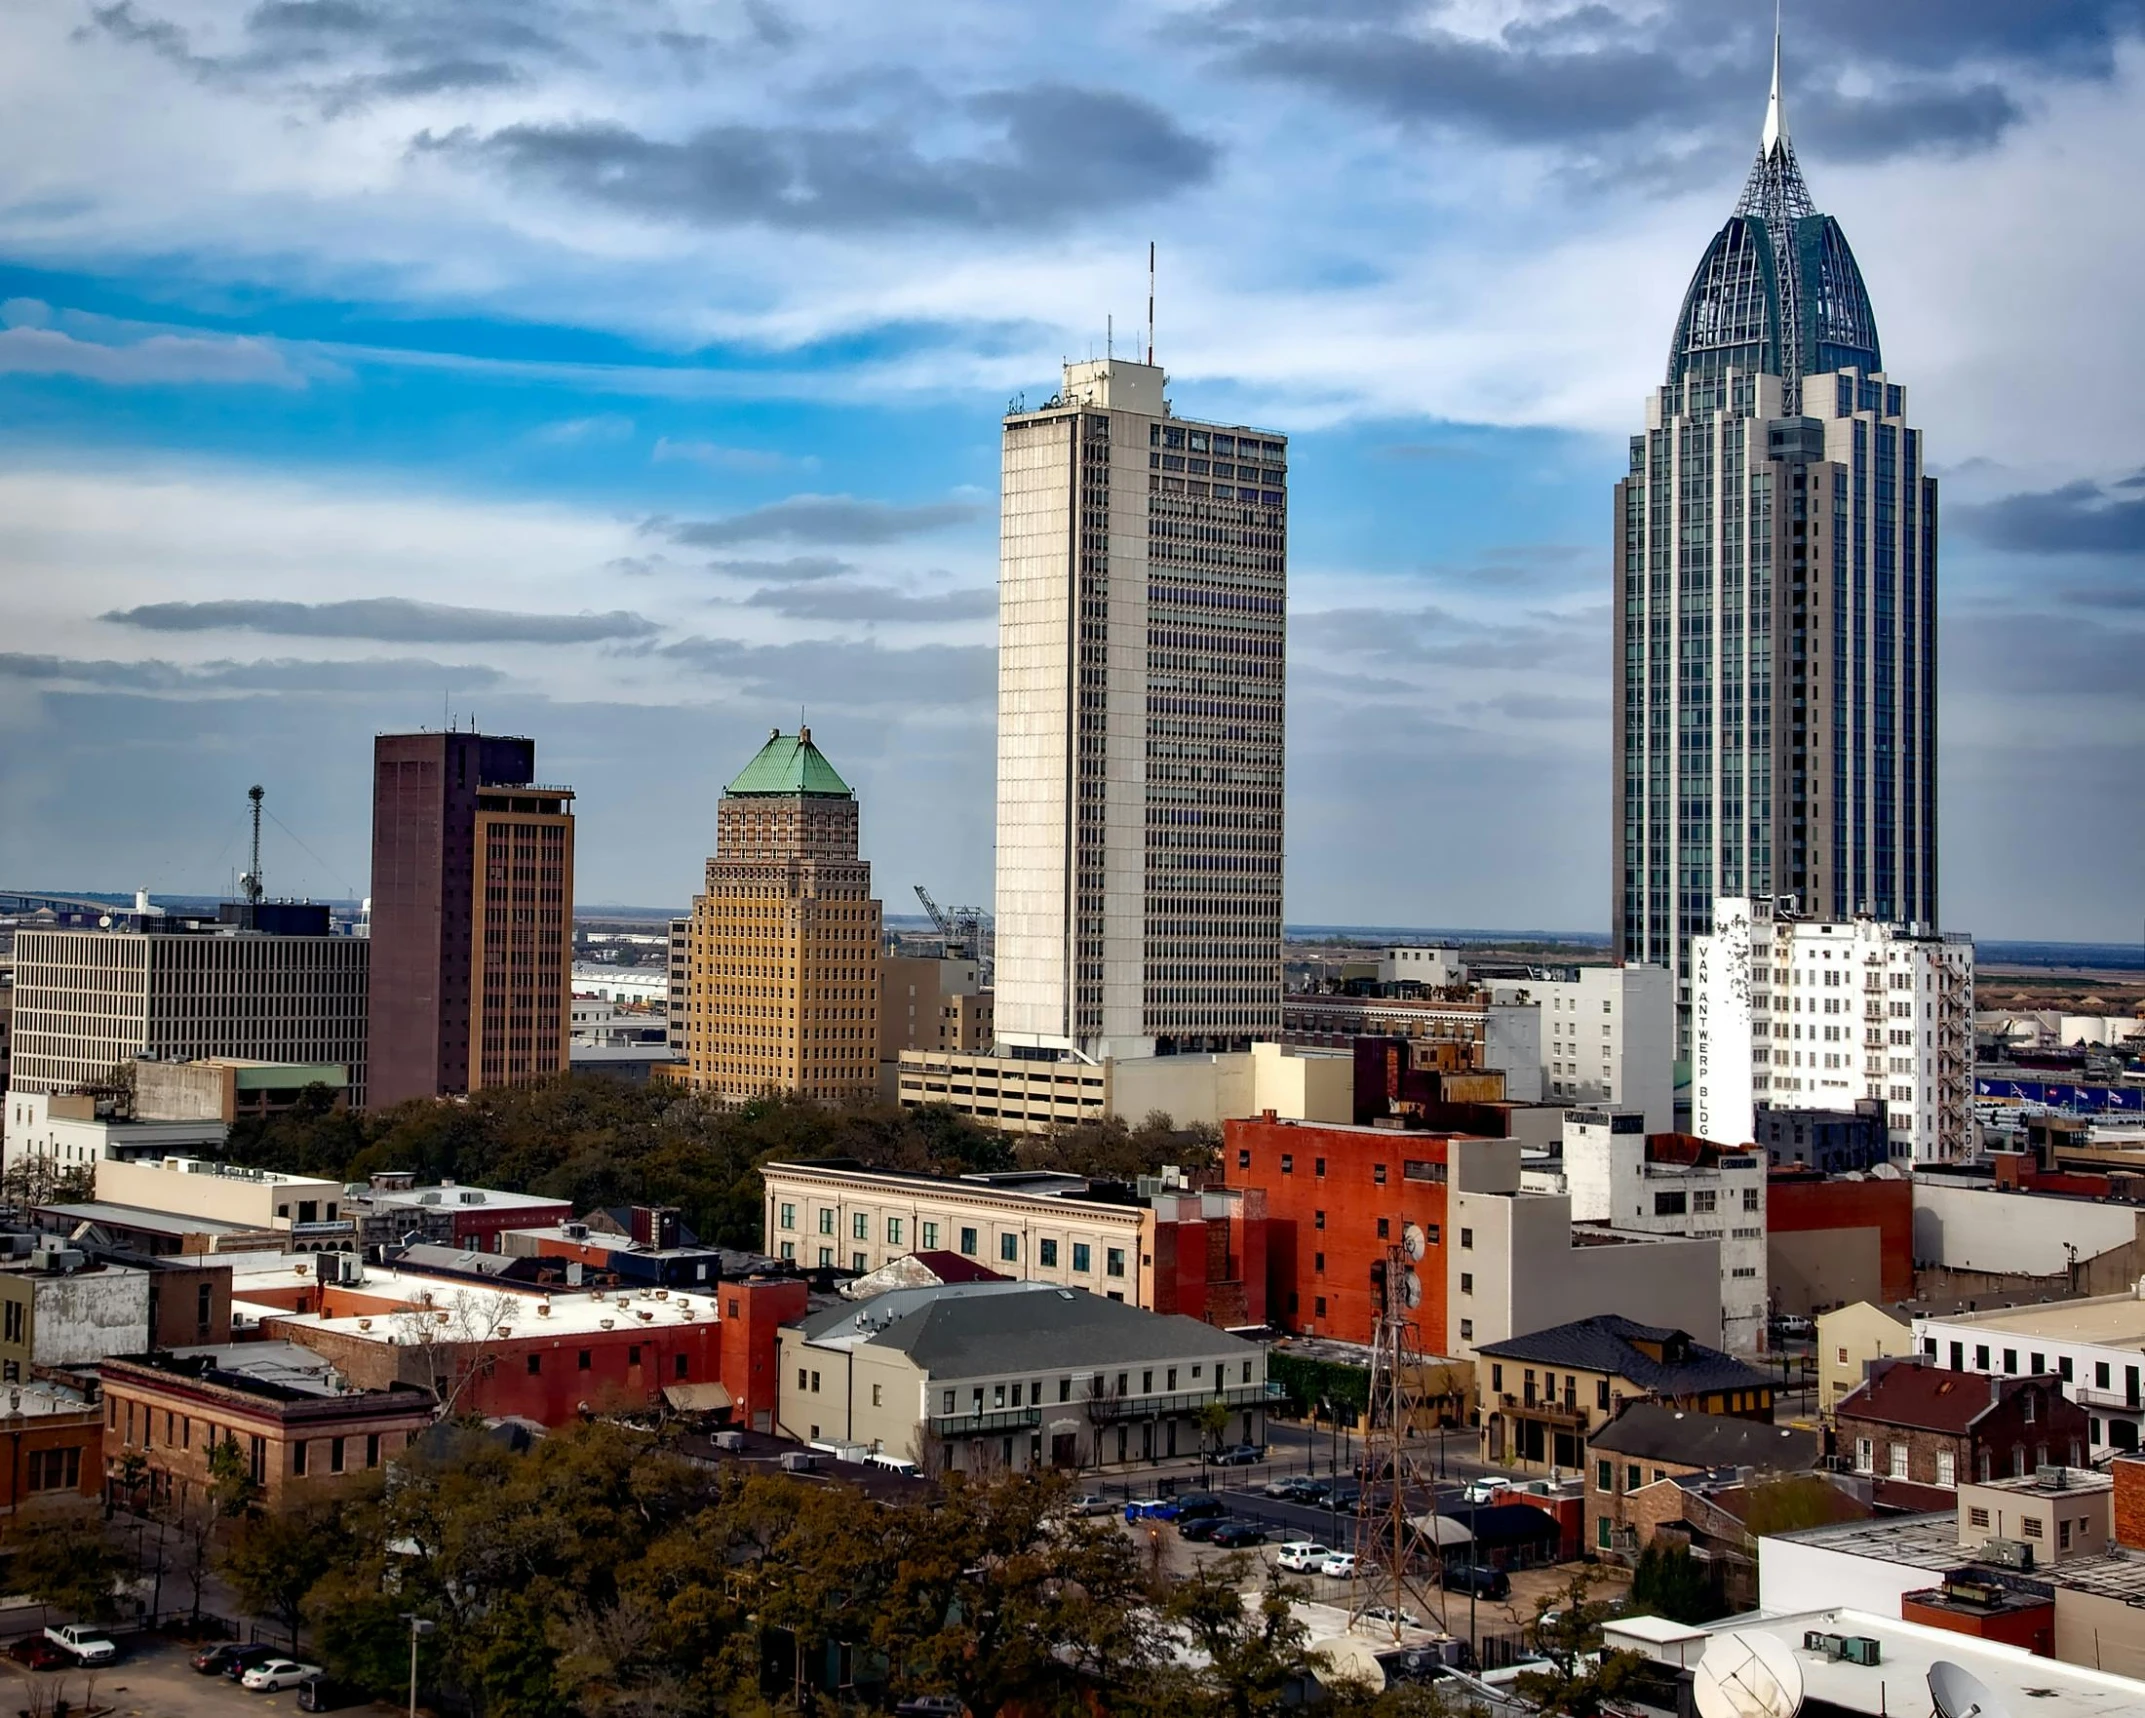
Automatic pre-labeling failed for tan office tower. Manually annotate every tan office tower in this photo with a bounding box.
[468,779,575,1092]
[998,357,1287,1059]
[684,730,881,1102]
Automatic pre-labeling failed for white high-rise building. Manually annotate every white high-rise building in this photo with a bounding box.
[1692,896,1972,1162]
[995,357,1286,1059]
[1485,965,1674,1133]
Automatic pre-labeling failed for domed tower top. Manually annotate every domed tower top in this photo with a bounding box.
[1666,24,1881,413]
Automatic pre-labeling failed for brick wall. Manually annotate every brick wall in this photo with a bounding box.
[1769,1174,1913,1302]
[2113,1456,2145,1549]
[1224,1117,1450,1346]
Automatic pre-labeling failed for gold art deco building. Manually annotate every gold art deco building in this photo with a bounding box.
[682,730,881,1102]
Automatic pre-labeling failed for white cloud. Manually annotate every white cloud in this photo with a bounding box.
[0,320,303,387]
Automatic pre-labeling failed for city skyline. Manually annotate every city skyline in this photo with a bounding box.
[0,6,2139,940]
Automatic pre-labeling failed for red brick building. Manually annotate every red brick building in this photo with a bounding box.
[1835,1357,2089,1503]
[0,1385,104,1511]
[1768,1169,1914,1304]
[260,1272,807,1430]
[1223,1115,1459,1346]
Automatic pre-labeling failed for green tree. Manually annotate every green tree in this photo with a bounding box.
[1149,1561,1340,1718]
[4,1505,131,1622]
[1629,1541,1729,1626]
[219,1487,351,1647]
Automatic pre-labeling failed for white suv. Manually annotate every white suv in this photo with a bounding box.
[1274,1542,1334,1573]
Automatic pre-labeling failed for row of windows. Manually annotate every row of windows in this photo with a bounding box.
[773,1204,1129,1277]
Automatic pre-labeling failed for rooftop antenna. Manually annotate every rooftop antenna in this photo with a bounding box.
[1146,241,1155,364]
[1107,314,1113,361]
[242,785,265,906]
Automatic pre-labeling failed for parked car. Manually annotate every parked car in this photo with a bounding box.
[1070,1493,1114,1517]
[43,1624,116,1666]
[8,1637,71,1671]
[221,1644,283,1681]
[1274,1541,1334,1573]
[1172,1492,1227,1520]
[1209,1521,1267,1549]
[1318,1551,1358,1579]
[1263,1476,1322,1502]
[1213,1443,1265,1466]
[894,1696,965,1718]
[243,1659,324,1692]
[1122,1498,1171,1521]
[1457,1478,1511,1506]
[193,1643,255,1676]
[1442,1562,1511,1599]
[297,1676,358,1712]
[1323,1483,1363,1510]
[1178,1514,1231,1542]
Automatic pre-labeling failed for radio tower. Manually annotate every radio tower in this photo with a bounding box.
[1351,1234,1446,1640]
[241,785,266,907]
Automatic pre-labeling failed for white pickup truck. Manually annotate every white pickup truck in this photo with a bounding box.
[44,1624,117,1664]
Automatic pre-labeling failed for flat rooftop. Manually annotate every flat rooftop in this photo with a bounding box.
[262,1279,724,1342]
[363,1185,572,1211]
[1613,1606,2145,1717]
[37,1201,268,1239]
[1918,1294,2145,1345]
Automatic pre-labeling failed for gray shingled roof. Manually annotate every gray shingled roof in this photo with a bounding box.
[1588,1402,1819,1471]
[804,1283,1259,1378]
[1477,1315,1771,1396]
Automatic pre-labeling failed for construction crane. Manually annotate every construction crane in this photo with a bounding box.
[912,885,983,962]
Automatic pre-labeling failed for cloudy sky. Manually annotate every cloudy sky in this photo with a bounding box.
[1,1,2140,940]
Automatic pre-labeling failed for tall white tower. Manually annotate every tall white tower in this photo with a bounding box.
[995,358,1286,1059]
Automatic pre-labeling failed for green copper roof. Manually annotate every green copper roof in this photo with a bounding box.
[724,729,853,798]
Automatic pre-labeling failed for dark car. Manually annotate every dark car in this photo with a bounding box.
[8,1638,70,1672]
[1209,1521,1267,1549]
[221,1643,282,1681]
[297,1676,358,1712]
[1178,1514,1231,1542]
[894,1696,965,1718]
[1263,1476,1321,1502]
[1442,1562,1511,1599]
[1213,1443,1264,1466]
[1322,1483,1363,1510]
[1172,1492,1227,1520]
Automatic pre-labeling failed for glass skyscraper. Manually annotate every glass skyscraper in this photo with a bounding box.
[1613,37,1938,1042]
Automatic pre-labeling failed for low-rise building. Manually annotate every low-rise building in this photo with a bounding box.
[1834,1357,2088,1505]
[94,1157,355,1252]
[1483,964,1673,1130]
[132,1058,352,1125]
[1768,1167,1915,1315]
[349,1173,574,1252]
[0,1252,150,1380]
[1586,1401,1823,1557]
[1912,1295,2145,1460]
[1281,992,1543,1102]
[4,1089,227,1176]
[761,1158,1267,1326]
[893,1040,1350,1135]
[1475,1315,1776,1475]
[879,955,991,1063]
[99,1343,434,1505]
[0,1380,105,1512]
[1562,1112,1768,1354]
[1226,1118,1724,1354]
[1818,1300,1914,1417]
[776,1280,1276,1471]
[1756,1100,1891,1172]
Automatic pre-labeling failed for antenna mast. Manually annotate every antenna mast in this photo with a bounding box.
[1351,1237,1447,1642]
[1146,242,1155,364]
[243,785,265,906]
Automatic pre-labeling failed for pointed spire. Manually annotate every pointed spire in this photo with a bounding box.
[1761,11,1787,153]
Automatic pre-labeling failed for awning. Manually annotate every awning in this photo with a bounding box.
[1409,1514,1472,1546]
[662,1382,733,1413]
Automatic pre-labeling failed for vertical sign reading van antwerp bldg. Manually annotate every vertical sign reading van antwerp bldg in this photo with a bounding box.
[1692,898,1756,1147]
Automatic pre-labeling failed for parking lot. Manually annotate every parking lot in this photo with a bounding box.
[0,1639,388,1718]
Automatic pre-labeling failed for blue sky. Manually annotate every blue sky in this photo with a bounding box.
[1,0,2141,938]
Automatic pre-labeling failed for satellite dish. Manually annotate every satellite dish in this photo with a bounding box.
[1930,1662,2015,1718]
[1693,1631,1804,1718]
[1402,1269,1422,1309]
[1310,1634,1386,1691]
[1402,1223,1426,1261]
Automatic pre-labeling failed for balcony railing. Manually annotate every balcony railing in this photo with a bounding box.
[931,1407,1042,1437]
[1499,1391,1590,1427]
[1086,1381,1286,1425]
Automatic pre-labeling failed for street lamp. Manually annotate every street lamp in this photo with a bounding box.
[401,1615,435,1718]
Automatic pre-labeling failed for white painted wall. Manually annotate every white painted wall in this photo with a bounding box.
[1757,1533,1935,1619]
[1911,1181,2141,1276]
[29,1267,151,1365]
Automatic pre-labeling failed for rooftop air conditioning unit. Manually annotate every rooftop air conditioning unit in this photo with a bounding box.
[1839,1637,1881,1667]
[1980,1536,2034,1570]
[713,1431,745,1452]
[779,1451,819,1473]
